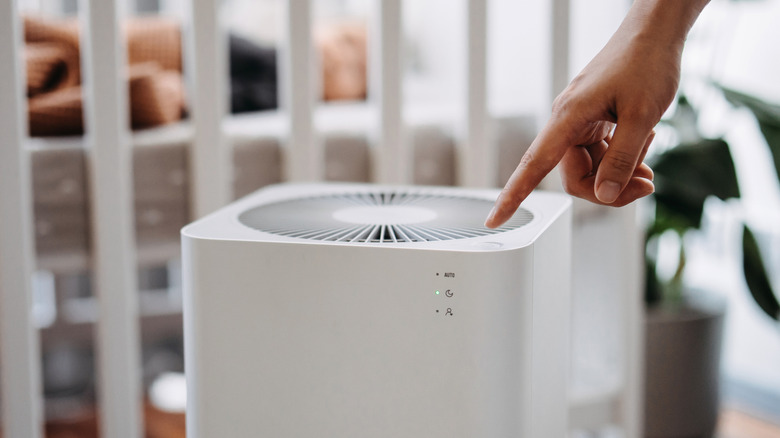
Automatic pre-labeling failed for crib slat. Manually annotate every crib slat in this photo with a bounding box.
[371,0,407,184]
[618,205,643,438]
[538,0,570,192]
[550,0,570,100]
[0,3,44,438]
[281,0,322,181]
[461,0,493,187]
[185,0,230,216]
[79,0,143,436]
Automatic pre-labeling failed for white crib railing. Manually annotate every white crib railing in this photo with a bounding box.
[80,0,143,435]
[461,0,490,187]
[281,0,321,182]
[184,0,230,217]
[0,1,643,437]
[371,0,407,184]
[0,2,44,437]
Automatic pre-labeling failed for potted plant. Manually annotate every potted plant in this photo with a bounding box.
[643,91,780,438]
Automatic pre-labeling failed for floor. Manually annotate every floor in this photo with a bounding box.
[716,409,780,438]
[4,406,777,437]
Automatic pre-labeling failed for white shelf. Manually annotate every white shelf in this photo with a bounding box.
[25,101,532,152]
[37,242,180,274]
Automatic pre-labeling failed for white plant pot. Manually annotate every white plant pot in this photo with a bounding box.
[644,294,726,438]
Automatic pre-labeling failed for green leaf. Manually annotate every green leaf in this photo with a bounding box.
[742,225,780,321]
[649,138,740,235]
[645,256,662,305]
[719,86,780,183]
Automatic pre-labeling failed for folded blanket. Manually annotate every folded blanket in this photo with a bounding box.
[317,22,367,101]
[229,33,278,113]
[126,17,182,73]
[24,15,82,97]
[24,15,185,136]
[129,62,185,130]
[25,42,79,96]
[228,22,369,114]
[27,63,185,137]
[22,14,369,136]
[28,86,84,137]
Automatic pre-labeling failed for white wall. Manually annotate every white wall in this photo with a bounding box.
[403,0,627,115]
[684,0,780,418]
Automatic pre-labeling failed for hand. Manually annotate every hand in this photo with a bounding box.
[484,0,708,228]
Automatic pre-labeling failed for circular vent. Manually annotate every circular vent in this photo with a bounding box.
[238,191,533,244]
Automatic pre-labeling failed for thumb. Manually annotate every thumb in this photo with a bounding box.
[594,117,654,203]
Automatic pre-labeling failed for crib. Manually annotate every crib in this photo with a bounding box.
[0,0,644,437]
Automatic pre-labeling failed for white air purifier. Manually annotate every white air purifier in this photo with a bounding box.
[182,183,572,437]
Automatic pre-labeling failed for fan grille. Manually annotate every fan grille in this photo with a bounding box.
[238,191,533,244]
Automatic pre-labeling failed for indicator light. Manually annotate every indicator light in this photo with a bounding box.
[435,290,440,295]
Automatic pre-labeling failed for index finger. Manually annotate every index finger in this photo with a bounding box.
[484,121,573,228]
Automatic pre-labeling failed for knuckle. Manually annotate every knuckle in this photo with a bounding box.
[605,149,637,174]
[622,101,663,125]
[551,93,575,119]
[519,149,535,168]
[520,147,556,173]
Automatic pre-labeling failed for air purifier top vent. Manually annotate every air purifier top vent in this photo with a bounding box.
[238,191,533,244]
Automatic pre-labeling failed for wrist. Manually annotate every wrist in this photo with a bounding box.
[623,0,709,48]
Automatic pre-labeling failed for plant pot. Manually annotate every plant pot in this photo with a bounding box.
[644,294,725,438]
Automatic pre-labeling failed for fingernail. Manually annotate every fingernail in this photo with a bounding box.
[596,180,621,203]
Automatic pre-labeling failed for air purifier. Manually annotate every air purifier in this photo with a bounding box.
[182,183,572,437]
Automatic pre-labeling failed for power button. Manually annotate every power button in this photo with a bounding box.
[473,241,503,250]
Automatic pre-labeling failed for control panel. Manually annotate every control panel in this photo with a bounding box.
[433,271,456,317]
